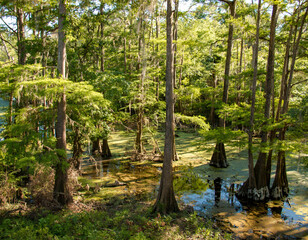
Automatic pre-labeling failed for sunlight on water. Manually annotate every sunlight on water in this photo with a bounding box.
[80,131,308,238]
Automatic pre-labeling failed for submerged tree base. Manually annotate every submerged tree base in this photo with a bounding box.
[271,186,289,200]
[209,142,229,168]
[102,139,112,159]
[237,181,270,202]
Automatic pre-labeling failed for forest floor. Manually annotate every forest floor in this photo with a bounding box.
[1,129,307,239]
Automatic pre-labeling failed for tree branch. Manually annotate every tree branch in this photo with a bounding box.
[0,34,17,50]
[291,79,308,87]
[219,0,234,5]
[220,0,231,3]
[0,16,17,34]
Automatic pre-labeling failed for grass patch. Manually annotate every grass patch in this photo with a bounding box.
[0,200,232,240]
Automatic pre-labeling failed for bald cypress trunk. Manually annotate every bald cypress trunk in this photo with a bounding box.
[102,139,112,159]
[252,4,279,201]
[153,0,179,214]
[271,5,308,199]
[237,33,258,196]
[135,9,146,154]
[210,0,236,168]
[53,0,72,206]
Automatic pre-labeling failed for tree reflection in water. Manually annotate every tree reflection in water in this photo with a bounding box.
[214,177,222,206]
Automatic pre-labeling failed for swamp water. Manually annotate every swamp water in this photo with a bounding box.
[81,131,308,239]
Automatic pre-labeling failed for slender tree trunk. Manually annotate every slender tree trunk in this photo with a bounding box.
[41,29,47,76]
[8,91,13,126]
[209,74,218,126]
[236,37,244,106]
[135,110,144,153]
[252,4,279,201]
[72,127,83,171]
[153,0,179,214]
[0,33,12,61]
[210,0,236,168]
[238,0,265,201]
[155,8,160,101]
[178,51,184,88]
[173,0,179,89]
[16,7,26,65]
[124,36,127,73]
[172,0,179,161]
[53,0,72,206]
[271,5,308,199]
[100,2,105,72]
[135,10,146,154]
[222,0,235,106]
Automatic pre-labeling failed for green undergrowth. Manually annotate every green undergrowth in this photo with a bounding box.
[0,200,232,240]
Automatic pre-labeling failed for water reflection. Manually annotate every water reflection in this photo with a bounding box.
[94,160,110,177]
[180,178,306,225]
[214,177,222,206]
[228,183,235,205]
[81,155,307,227]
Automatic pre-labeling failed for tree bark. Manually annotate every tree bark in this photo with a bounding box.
[135,9,146,154]
[41,29,47,77]
[16,7,26,65]
[236,37,244,105]
[173,0,179,89]
[252,4,279,201]
[0,32,13,61]
[271,5,308,199]
[222,0,235,105]
[92,138,102,154]
[153,0,179,214]
[155,7,160,101]
[100,2,105,72]
[102,139,112,159]
[53,0,72,206]
[271,128,288,199]
[72,127,83,171]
